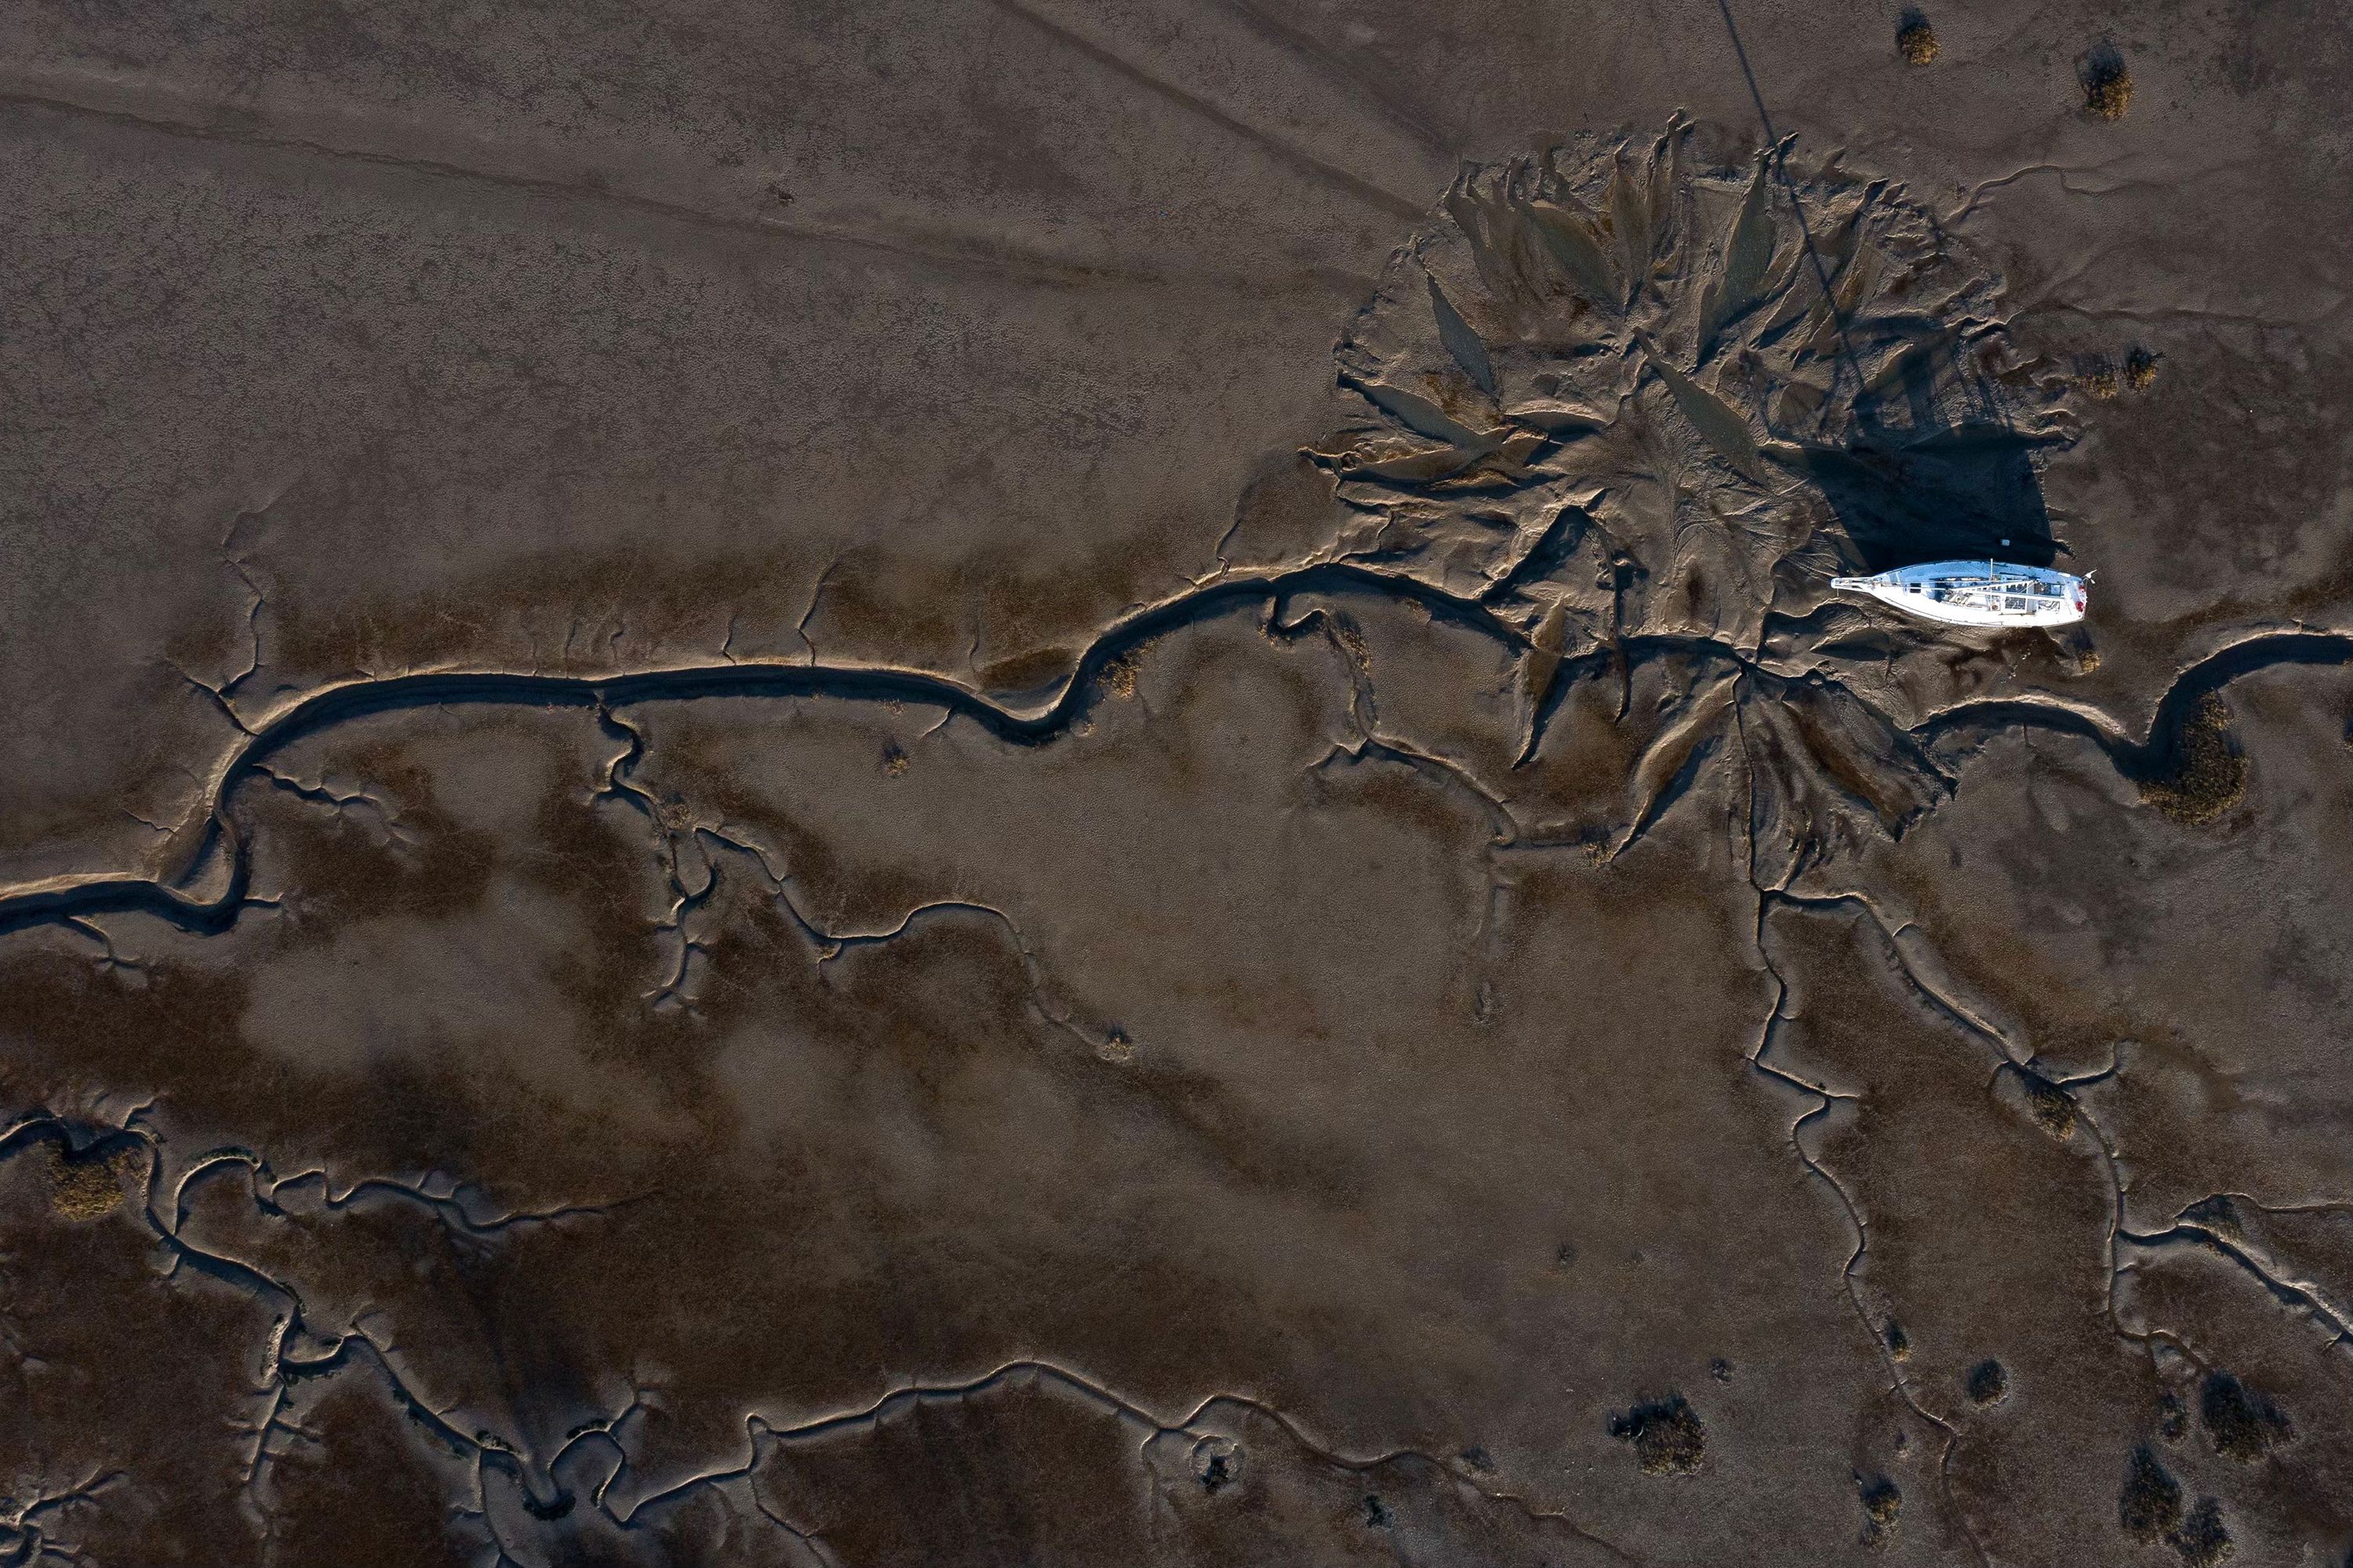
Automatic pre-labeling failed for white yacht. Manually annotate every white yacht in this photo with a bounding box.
[1831,560,2089,628]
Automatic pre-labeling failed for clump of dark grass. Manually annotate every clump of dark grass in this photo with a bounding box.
[2140,694,2247,825]
[2120,1446,2183,1541]
[1897,13,1939,65]
[2171,1498,2234,1567]
[2200,1371,2293,1462]
[47,1143,137,1221]
[1609,1394,1705,1475]
[2083,47,2134,119]
[2019,1070,2077,1139]
[1858,1472,1902,1548]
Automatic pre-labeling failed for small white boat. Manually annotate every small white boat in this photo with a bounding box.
[1831,560,2089,628]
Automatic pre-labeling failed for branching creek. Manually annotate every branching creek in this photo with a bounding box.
[4,542,2351,1563]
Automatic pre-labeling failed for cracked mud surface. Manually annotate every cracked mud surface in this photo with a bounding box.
[4,1,2351,1563]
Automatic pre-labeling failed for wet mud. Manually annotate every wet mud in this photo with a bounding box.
[4,1,2351,1563]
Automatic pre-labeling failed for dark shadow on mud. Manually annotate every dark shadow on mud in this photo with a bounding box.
[1791,423,2064,573]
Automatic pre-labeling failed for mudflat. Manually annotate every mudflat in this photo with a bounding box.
[2,2,2348,1563]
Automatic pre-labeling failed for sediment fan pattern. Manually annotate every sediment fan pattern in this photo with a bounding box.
[1307,123,2075,880]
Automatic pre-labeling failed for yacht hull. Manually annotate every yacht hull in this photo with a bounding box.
[1830,561,2089,628]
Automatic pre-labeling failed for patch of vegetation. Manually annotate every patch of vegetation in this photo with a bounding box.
[880,743,911,777]
[2082,347,2158,399]
[1609,1394,1706,1475]
[1098,652,1140,700]
[47,1144,136,1221]
[2140,694,2247,825]
[2178,1195,2244,1242]
[2200,1371,2293,1462]
[2120,1446,2184,1541]
[2020,1071,2077,1139]
[1897,15,1939,65]
[1884,1319,1911,1362]
[2083,50,2134,119]
[1362,1495,1392,1529]
[1858,1472,1902,1548]
[2158,1389,2189,1443]
[1965,1359,2010,1406]
[1190,1435,1240,1493]
[2171,1498,2234,1567]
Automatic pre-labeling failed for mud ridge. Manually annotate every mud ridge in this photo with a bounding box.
[2117,1224,2353,1357]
